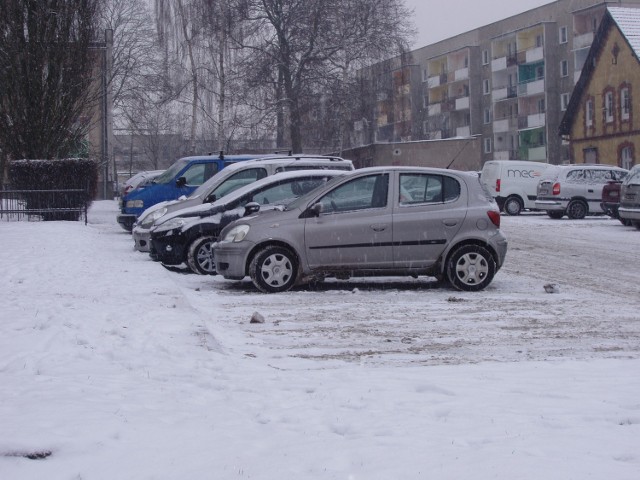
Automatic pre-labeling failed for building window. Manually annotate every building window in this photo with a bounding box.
[537,98,546,113]
[482,50,489,65]
[484,108,492,124]
[536,65,545,80]
[621,86,630,121]
[422,68,428,82]
[483,79,490,95]
[423,95,428,108]
[605,91,614,123]
[561,93,570,111]
[560,60,569,77]
[536,34,544,48]
[584,147,598,163]
[484,137,492,154]
[559,26,568,44]
[620,145,634,169]
[586,98,594,127]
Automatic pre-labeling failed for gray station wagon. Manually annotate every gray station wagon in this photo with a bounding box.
[535,164,628,219]
[213,167,508,293]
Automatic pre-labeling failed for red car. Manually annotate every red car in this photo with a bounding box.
[601,180,632,225]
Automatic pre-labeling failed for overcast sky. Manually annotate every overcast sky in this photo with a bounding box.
[405,0,555,47]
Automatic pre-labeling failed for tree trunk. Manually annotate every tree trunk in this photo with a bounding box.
[217,24,226,152]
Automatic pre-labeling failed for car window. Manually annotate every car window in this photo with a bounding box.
[182,163,219,186]
[249,178,327,206]
[206,168,267,202]
[317,174,388,213]
[624,165,640,185]
[590,170,613,182]
[566,169,585,182]
[154,158,189,184]
[613,170,628,182]
[399,173,461,205]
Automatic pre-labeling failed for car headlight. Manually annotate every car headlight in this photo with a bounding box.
[223,224,250,243]
[126,199,144,209]
[153,217,187,234]
[140,207,168,228]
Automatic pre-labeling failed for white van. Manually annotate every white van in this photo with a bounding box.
[480,160,551,215]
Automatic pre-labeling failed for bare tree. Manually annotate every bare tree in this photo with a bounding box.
[155,0,207,154]
[100,0,164,124]
[0,0,101,164]
[328,0,414,153]
[234,0,414,153]
[237,0,344,153]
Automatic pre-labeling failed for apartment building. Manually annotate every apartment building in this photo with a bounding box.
[359,0,640,166]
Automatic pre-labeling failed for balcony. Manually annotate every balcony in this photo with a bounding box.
[454,67,469,81]
[493,117,518,133]
[518,113,546,130]
[456,125,471,137]
[519,144,547,161]
[518,79,544,96]
[492,85,518,102]
[492,56,507,71]
[574,31,594,49]
[427,103,441,116]
[428,73,448,88]
[455,96,470,110]
[525,46,544,63]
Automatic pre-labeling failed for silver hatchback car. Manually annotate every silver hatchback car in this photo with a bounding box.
[214,167,508,292]
[619,164,640,229]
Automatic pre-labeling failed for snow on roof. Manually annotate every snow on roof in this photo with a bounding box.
[608,6,640,58]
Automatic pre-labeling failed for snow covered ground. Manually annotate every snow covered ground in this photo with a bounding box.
[1,200,639,479]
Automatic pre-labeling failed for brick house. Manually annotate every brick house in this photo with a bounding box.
[559,7,640,168]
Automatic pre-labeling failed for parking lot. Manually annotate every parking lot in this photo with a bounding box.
[3,202,640,479]
[161,212,640,368]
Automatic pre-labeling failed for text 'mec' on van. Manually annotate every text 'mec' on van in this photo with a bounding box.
[480,160,551,215]
[117,152,269,231]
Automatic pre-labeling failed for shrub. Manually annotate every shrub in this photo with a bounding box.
[8,158,98,221]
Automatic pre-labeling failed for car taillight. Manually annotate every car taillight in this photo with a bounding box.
[495,178,501,193]
[552,182,561,195]
[487,210,501,228]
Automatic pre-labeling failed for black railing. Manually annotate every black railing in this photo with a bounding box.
[0,188,89,224]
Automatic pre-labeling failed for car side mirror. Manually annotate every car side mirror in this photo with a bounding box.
[205,194,217,203]
[176,176,187,187]
[244,202,261,216]
[310,203,323,217]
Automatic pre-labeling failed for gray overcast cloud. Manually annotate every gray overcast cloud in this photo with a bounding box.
[406,0,555,47]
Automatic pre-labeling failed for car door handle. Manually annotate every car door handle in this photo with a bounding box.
[442,219,458,227]
[370,223,388,232]
[588,189,594,193]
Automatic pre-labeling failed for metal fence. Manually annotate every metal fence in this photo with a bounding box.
[0,188,89,224]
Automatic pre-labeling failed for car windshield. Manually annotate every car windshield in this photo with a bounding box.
[283,174,346,211]
[624,165,640,185]
[152,158,189,185]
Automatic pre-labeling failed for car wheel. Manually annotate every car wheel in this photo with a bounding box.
[634,221,640,231]
[567,199,588,219]
[504,196,523,216]
[620,218,633,226]
[547,210,565,219]
[187,236,217,275]
[446,244,496,292]
[249,246,298,293]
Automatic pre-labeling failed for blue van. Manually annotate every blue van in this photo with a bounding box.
[117,153,267,231]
